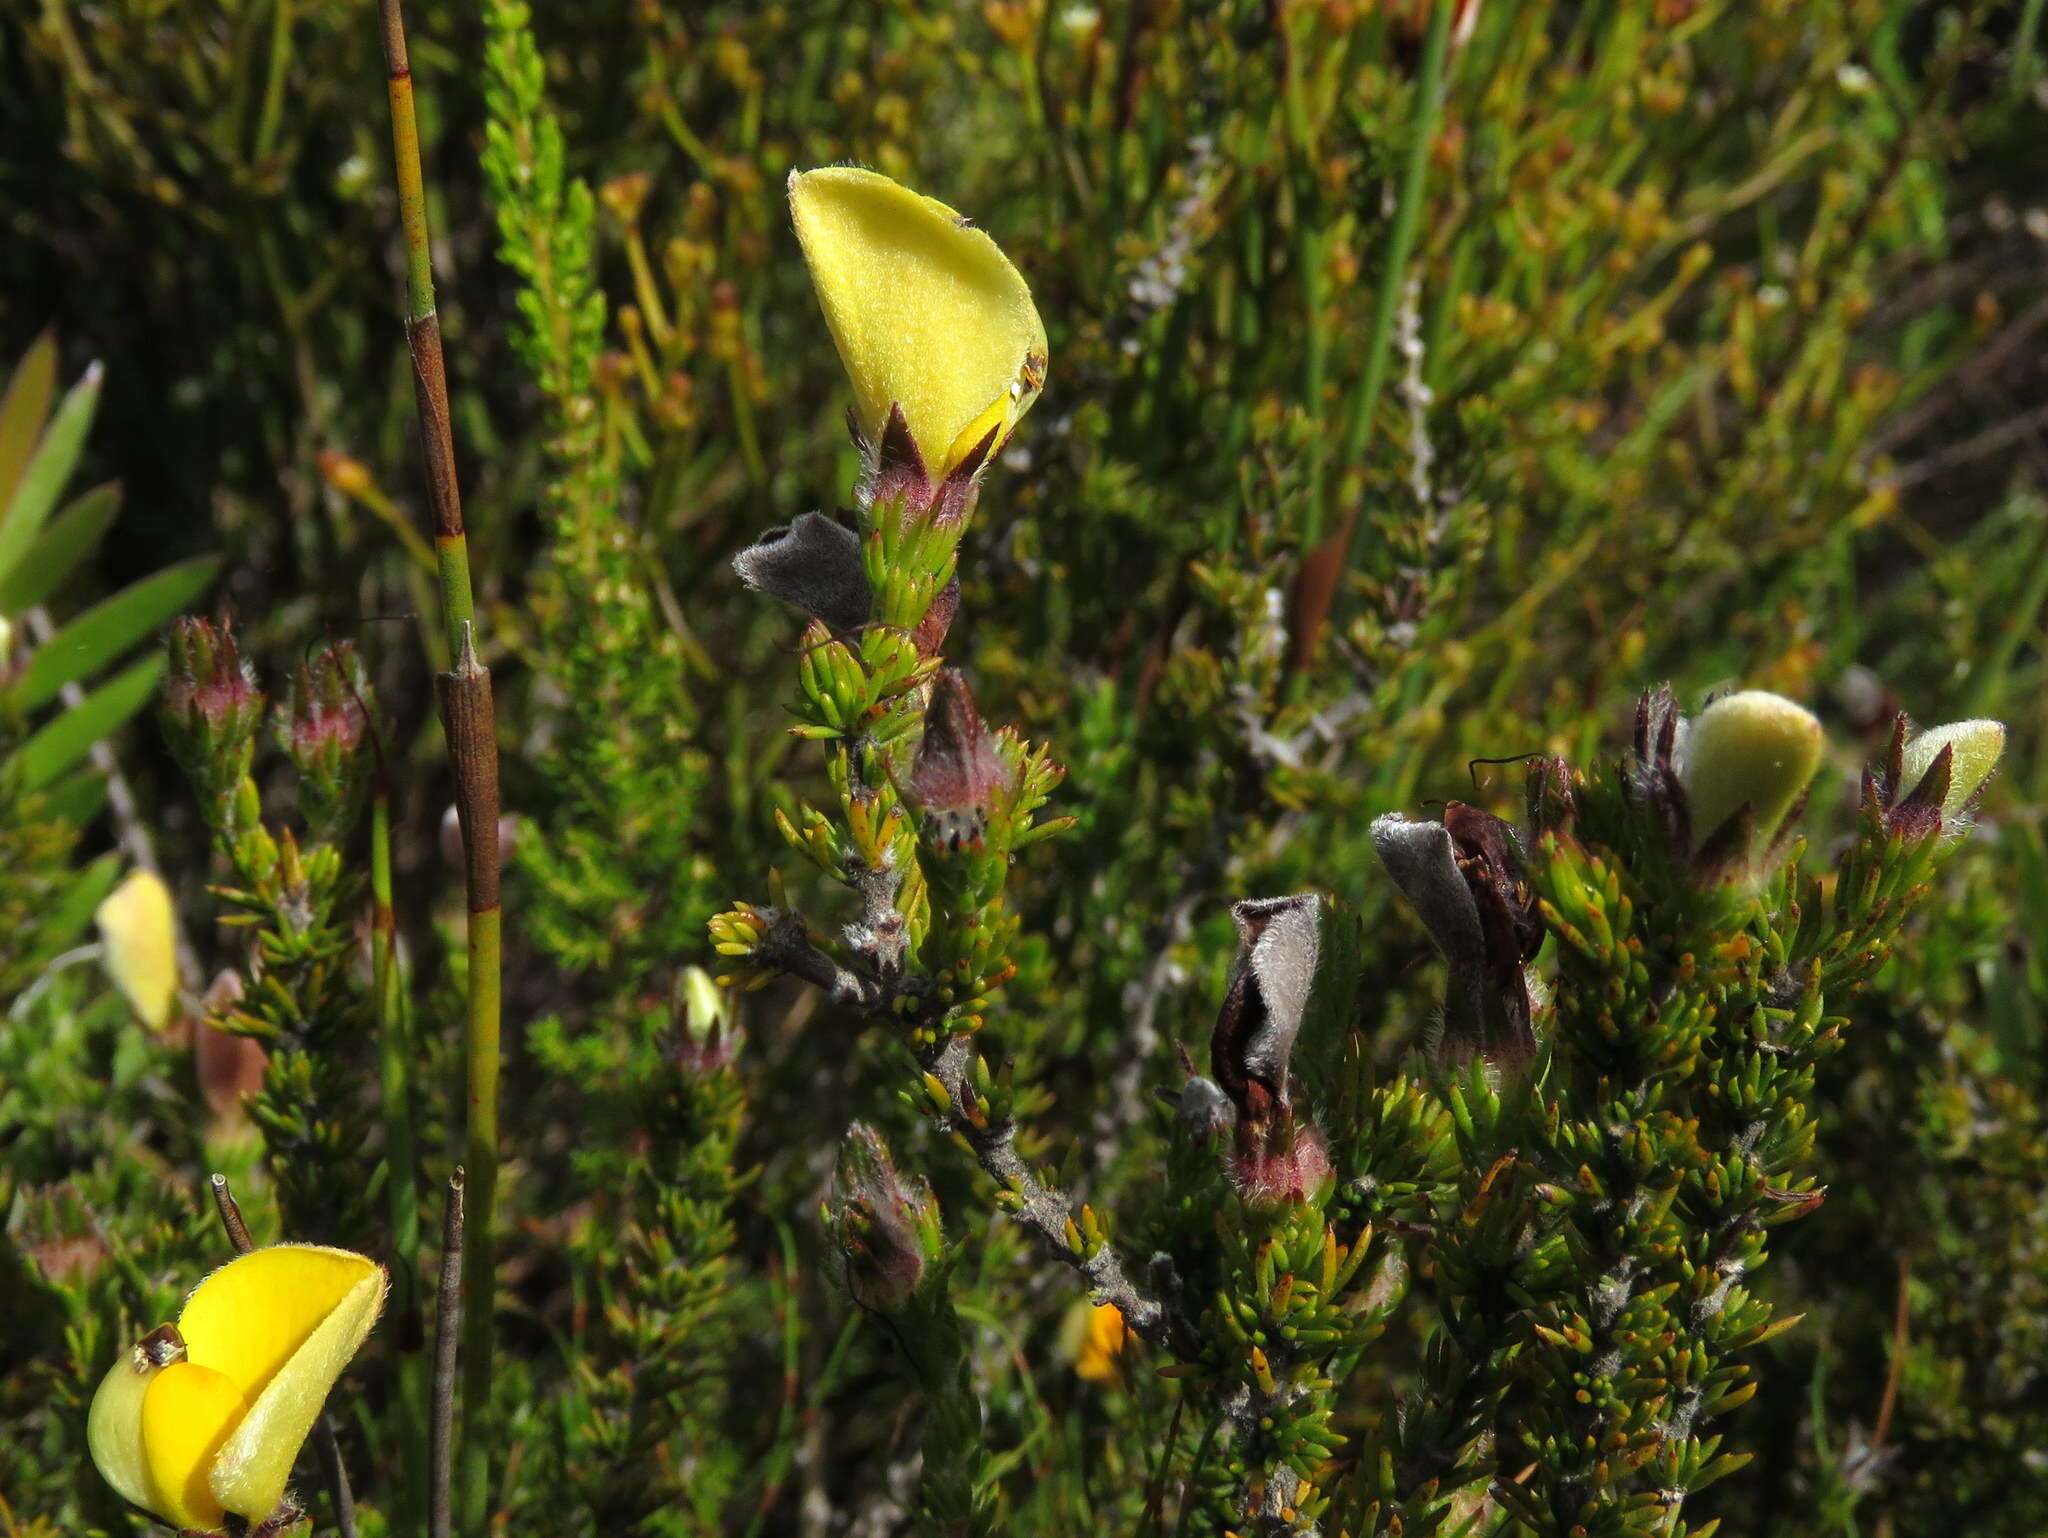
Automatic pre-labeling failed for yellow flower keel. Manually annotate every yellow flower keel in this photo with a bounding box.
[141,1363,248,1531]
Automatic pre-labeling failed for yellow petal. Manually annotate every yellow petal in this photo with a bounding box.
[175,1244,387,1523]
[790,166,1047,476]
[141,1361,248,1531]
[1072,1302,1131,1385]
[95,869,178,1029]
[87,1339,162,1517]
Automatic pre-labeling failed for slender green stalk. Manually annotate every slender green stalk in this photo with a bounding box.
[1334,0,1456,568]
[430,1169,467,1538]
[371,775,428,1524]
[376,6,504,1534]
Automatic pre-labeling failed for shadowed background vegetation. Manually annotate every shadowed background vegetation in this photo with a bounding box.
[3,2,2045,1535]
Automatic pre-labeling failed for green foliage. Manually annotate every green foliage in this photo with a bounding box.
[4,3,2047,1538]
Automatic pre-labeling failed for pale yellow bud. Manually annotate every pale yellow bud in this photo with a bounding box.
[94,870,177,1029]
[1901,718,2006,818]
[1679,690,1825,850]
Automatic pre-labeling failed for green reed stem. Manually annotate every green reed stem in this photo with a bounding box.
[376,6,504,1534]
[371,777,427,1524]
[1335,0,1455,569]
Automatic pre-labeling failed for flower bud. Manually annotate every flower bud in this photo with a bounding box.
[162,617,264,838]
[908,671,1013,907]
[1899,718,2005,821]
[789,166,1047,490]
[1676,689,1824,859]
[276,641,374,844]
[95,870,177,1030]
[673,965,740,1076]
[826,1122,944,1314]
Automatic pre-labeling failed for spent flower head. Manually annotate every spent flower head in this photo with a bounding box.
[1209,895,1338,1205]
[1372,806,1542,1068]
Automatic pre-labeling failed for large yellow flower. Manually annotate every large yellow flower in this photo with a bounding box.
[789,166,1047,477]
[88,1245,386,1532]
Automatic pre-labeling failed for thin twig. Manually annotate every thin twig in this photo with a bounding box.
[310,1419,360,1538]
[209,1172,255,1255]
[923,1031,1184,1353]
[1871,1254,1911,1449]
[1879,398,2048,490]
[1331,0,1457,558]
[430,1167,467,1538]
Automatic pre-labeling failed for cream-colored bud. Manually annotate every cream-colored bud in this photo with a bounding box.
[1678,690,1825,849]
[1901,718,2005,817]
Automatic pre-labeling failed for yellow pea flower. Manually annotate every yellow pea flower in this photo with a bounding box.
[88,1245,387,1532]
[95,869,178,1030]
[789,166,1047,478]
[1064,1300,1132,1386]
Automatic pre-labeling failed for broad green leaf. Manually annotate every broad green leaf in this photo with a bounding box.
[0,361,103,589]
[0,332,57,516]
[0,482,121,617]
[11,555,219,711]
[8,652,163,791]
[38,767,111,831]
[29,850,122,965]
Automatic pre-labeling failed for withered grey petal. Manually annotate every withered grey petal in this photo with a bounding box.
[732,511,872,633]
[1370,814,1486,977]
[1231,894,1323,1091]
[1172,1075,1236,1138]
